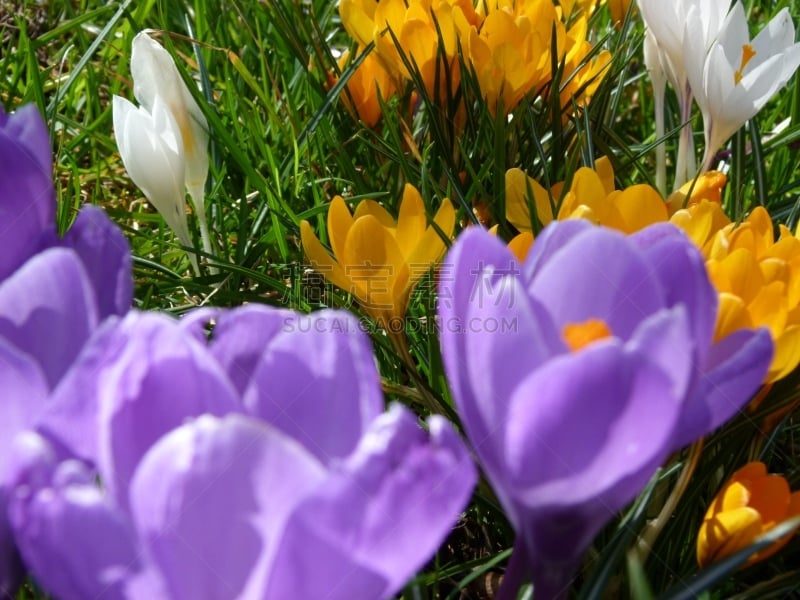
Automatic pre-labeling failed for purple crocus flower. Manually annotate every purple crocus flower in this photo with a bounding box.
[438,221,772,600]
[0,104,133,594]
[11,307,476,600]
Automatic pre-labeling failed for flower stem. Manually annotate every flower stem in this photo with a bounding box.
[389,330,446,415]
[636,439,704,563]
[497,542,530,600]
[653,84,666,197]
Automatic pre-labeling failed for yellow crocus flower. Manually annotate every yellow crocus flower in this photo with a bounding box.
[339,0,475,99]
[697,462,800,569]
[666,170,728,215]
[505,156,667,235]
[335,49,397,128]
[465,4,554,114]
[557,16,612,111]
[300,184,455,327]
[703,207,800,382]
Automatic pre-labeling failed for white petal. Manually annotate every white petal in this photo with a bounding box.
[716,2,750,67]
[130,31,209,211]
[112,95,192,248]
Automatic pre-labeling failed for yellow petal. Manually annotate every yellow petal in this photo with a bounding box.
[613,184,669,234]
[353,198,396,229]
[671,207,713,251]
[714,293,752,341]
[697,506,763,567]
[768,325,800,382]
[327,195,354,261]
[505,168,553,231]
[339,0,377,46]
[748,281,787,340]
[718,248,764,302]
[569,166,608,211]
[343,214,408,319]
[507,231,534,262]
[595,156,615,195]
[300,220,355,295]
[748,474,792,526]
[666,171,727,215]
[408,198,455,269]
[396,184,427,260]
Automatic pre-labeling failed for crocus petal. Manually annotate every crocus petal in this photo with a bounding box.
[395,184,428,259]
[300,220,355,294]
[130,414,327,600]
[528,226,664,338]
[266,405,476,599]
[613,184,669,233]
[631,223,717,363]
[343,214,409,314]
[0,339,46,596]
[0,338,49,476]
[352,198,396,228]
[42,311,241,509]
[112,95,192,249]
[199,305,287,393]
[407,198,455,268]
[0,248,98,388]
[504,342,679,509]
[675,327,773,448]
[0,491,22,598]
[8,434,141,600]
[239,309,385,464]
[130,31,209,202]
[327,195,355,261]
[439,229,564,483]
[521,218,593,278]
[0,104,56,280]
[62,206,133,319]
[505,168,553,231]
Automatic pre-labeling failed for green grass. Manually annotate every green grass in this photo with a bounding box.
[2,0,800,597]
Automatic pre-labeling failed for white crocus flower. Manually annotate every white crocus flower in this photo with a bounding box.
[113,30,214,270]
[685,3,800,172]
[113,94,197,271]
[637,0,729,189]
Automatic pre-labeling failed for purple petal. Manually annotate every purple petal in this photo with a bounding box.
[631,223,717,364]
[0,337,49,478]
[41,311,241,509]
[243,309,384,464]
[62,206,133,319]
[527,227,665,339]
[626,306,693,402]
[266,405,476,598]
[439,228,562,476]
[264,525,387,599]
[674,327,773,449]
[0,105,56,281]
[521,219,593,279]
[0,248,98,388]
[7,434,141,600]
[130,414,327,600]
[504,343,679,511]
[206,305,294,394]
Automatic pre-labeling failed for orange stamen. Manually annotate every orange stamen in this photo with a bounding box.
[562,318,612,352]
[734,44,756,85]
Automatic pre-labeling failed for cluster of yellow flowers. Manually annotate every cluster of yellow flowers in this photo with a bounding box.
[337,0,611,122]
[504,160,800,385]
